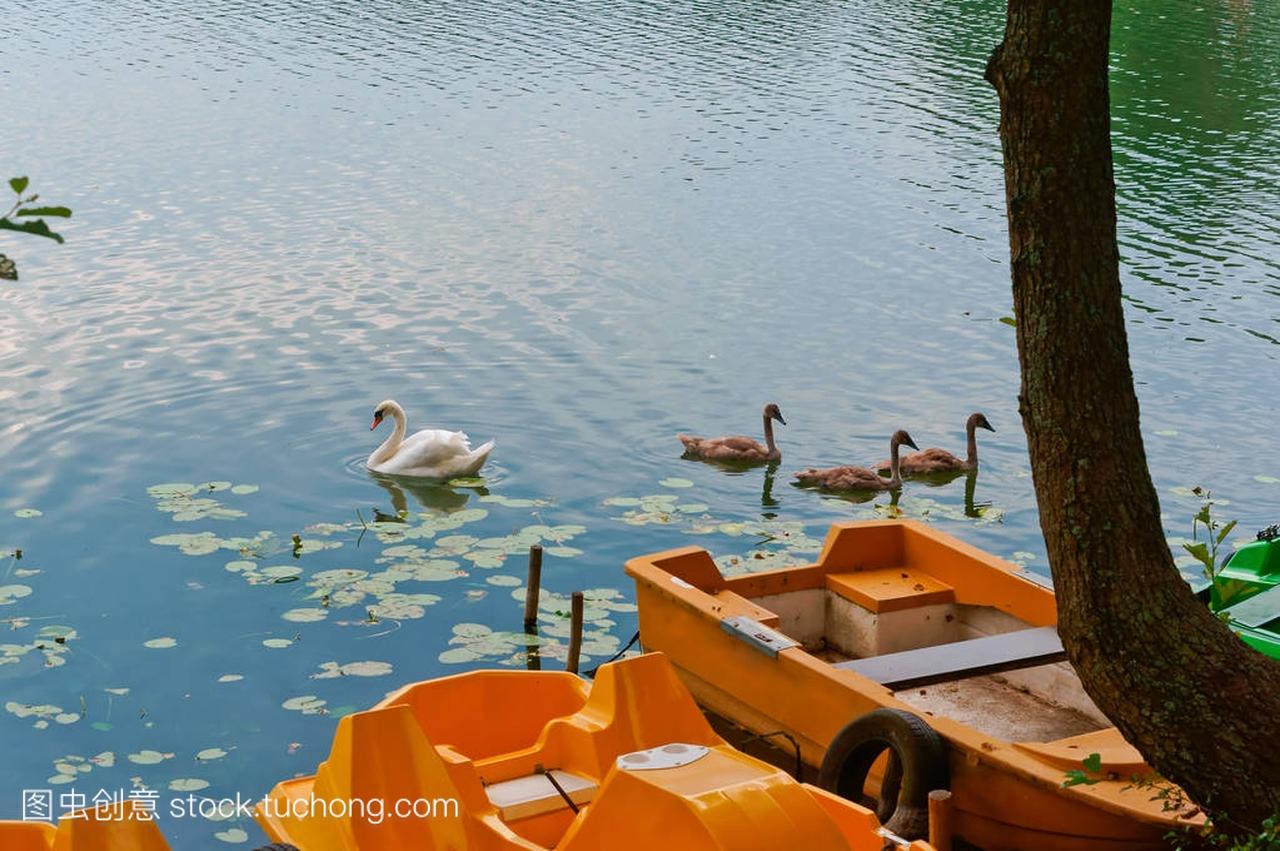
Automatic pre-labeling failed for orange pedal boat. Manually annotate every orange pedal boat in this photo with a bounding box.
[0,801,170,851]
[625,519,1202,850]
[256,651,935,851]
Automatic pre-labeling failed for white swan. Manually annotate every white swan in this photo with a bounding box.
[366,399,494,479]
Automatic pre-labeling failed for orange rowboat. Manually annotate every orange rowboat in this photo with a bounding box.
[626,519,1202,850]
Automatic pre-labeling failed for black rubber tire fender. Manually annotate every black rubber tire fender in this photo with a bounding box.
[817,707,949,840]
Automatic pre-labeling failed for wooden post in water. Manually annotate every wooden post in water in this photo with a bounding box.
[523,545,543,631]
[566,591,585,675]
[927,789,953,851]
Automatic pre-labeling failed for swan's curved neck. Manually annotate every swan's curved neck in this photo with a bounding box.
[887,437,903,488]
[371,406,408,465]
[763,415,777,454]
[965,420,979,469]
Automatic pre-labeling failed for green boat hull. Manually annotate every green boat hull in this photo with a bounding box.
[1215,527,1280,662]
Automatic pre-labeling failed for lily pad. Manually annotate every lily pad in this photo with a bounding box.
[438,647,483,664]
[150,532,222,556]
[0,585,33,606]
[262,638,293,649]
[127,749,172,765]
[659,478,695,489]
[485,575,522,587]
[170,778,210,792]
[197,747,228,761]
[281,695,327,714]
[14,508,42,518]
[143,637,177,649]
[214,827,249,844]
[281,608,328,623]
[312,660,393,679]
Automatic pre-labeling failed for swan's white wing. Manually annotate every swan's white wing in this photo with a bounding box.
[395,429,476,466]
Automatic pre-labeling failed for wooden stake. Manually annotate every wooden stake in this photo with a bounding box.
[523,545,543,630]
[523,625,541,672]
[566,591,584,675]
[928,789,953,851]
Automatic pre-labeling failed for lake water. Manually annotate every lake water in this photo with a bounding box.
[2,1,1278,845]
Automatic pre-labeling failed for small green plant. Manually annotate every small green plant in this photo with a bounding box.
[1184,487,1237,611]
[0,175,73,280]
[1168,815,1280,851]
[1062,752,1102,787]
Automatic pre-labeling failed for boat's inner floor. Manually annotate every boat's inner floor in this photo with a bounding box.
[895,672,1104,742]
[806,638,1101,742]
[743,581,1111,743]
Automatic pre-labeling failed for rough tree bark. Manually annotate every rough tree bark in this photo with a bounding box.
[984,0,1280,831]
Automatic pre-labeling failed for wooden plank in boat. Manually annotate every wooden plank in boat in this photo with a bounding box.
[834,626,1066,690]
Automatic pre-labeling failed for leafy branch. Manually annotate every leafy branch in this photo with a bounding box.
[1184,487,1238,611]
[1,175,73,280]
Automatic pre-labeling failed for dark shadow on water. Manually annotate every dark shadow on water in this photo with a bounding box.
[680,452,774,474]
[963,471,990,519]
[761,462,780,510]
[367,470,484,516]
[790,478,904,507]
[905,468,970,488]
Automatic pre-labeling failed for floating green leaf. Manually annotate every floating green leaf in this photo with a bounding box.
[0,585,33,605]
[659,477,695,489]
[485,575,521,587]
[14,508,42,518]
[281,695,327,715]
[438,647,482,664]
[311,660,392,679]
[143,637,177,649]
[281,608,327,623]
[170,778,210,792]
[447,477,486,488]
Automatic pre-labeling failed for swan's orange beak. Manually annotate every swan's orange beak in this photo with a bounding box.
[370,413,383,430]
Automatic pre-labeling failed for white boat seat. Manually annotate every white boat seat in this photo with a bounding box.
[484,769,597,821]
[1227,584,1280,629]
[834,625,1067,690]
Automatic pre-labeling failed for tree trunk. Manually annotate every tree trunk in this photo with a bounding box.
[984,0,1280,832]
